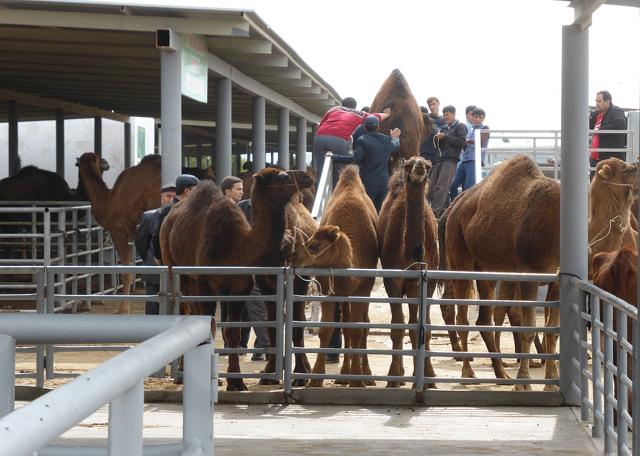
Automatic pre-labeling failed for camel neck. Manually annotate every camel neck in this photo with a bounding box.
[79,165,110,222]
[250,193,287,264]
[589,182,633,252]
[403,182,427,262]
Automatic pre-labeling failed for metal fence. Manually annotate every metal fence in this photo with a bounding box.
[0,314,215,456]
[572,278,639,456]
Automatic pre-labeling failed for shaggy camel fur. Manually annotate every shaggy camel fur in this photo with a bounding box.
[76,152,160,314]
[370,69,428,167]
[378,156,439,388]
[299,165,378,387]
[161,168,314,391]
[442,155,560,390]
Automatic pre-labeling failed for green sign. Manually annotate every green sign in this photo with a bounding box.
[136,126,146,159]
[181,34,208,103]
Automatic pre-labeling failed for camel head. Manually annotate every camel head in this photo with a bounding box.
[291,225,352,269]
[76,152,110,175]
[403,156,431,185]
[593,158,640,199]
[252,167,314,205]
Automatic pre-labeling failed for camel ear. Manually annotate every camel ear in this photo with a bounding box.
[327,225,340,242]
[425,160,433,171]
[597,164,612,179]
[75,157,80,167]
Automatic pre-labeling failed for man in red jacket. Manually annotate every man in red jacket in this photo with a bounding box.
[313,97,390,186]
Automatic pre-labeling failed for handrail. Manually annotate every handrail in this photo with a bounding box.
[311,155,333,220]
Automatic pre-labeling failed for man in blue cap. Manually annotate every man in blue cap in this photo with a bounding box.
[152,174,200,263]
[327,115,401,212]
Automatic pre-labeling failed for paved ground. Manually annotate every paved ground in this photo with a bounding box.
[40,403,597,455]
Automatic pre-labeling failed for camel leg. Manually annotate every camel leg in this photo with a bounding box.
[112,234,132,314]
[543,304,560,392]
[224,299,248,392]
[257,277,280,386]
[476,280,510,380]
[385,277,406,387]
[407,282,436,389]
[514,282,538,391]
[361,310,375,386]
[291,276,311,387]
[440,279,463,360]
[451,279,475,378]
[309,299,337,388]
[494,281,514,366]
[348,301,368,388]
[336,302,352,385]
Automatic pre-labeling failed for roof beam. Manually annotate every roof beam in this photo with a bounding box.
[206,37,272,54]
[570,0,607,30]
[0,88,130,122]
[216,53,289,68]
[0,9,250,36]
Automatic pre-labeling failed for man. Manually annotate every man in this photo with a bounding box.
[449,107,490,201]
[327,115,401,212]
[464,105,477,130]
[153,174,200,263]
[221,176,244,203]
[590,90,628,169]
[420,97,446,165]
[313,97,391,186]
[135,184,175,315]
[428,105,468,217]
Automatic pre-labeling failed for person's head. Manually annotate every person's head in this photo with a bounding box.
[175,174,200,198]
[160,185,176,206]
[465,105,477,124]
[595,90,612,113]
[361,106,370,113]
[426,96,440,116]
[341,97,357,109]
[221,176,244,203]
[364,115,380,132]
[442,105,456,125]
[472,107,486,126]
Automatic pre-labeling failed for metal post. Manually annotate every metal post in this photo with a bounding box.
[161,32,183,190]
[578,289,589,421]
[183,342,214,456]
[56,108,65,177]
[0,335,15,419]
[94,116,102,157]
[275,269,285,383]
[71,209,78,314]
[35,269,45,387]
[296,117,307,171]
[170,271,181,380]
[85,208,92,299]
[591,296,603,438]
[108,379,143,456]
[124,122,132,169]
[215,77,232,182]
[604,303,615,453]
[616,310,628,453]
[278,108,290,170]
[45,268,55,379]
[415,270,427,392]
[559,24,589,406]
[252,96,266,171]
[284,267,294,395]
[8,100,18,176]
[635,212,640,454]
[553,131,560,180]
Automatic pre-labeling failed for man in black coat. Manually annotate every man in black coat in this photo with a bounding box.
[428,105,468,218]
[589,90,628,169]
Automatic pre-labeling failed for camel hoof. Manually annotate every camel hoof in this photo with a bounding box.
[529,360,543,369]
[454,357,466,362]
[365,379,377,387]
[413,383,437,390]
[292,378,308,387]
[226,380,248,392]
[349,381,366,388]
[543,384,560,393]
[386,381,402,388]
[514,383,532,392]
[258,378,280,386]
[334,378,349,385]
[308,379,324,388]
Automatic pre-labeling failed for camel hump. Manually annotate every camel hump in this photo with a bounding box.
[334,165,364,189]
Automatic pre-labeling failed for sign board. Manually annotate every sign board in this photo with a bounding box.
[181,34,208,103]
[136,126,146,159]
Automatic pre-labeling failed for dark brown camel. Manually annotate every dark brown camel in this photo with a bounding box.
[370,69,430,169]
[293,165,378,388]
[378,156,439,388]
[161,167,314,391]
[76,152,161,314]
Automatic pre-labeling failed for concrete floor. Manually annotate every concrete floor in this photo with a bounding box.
[42,403,599,455]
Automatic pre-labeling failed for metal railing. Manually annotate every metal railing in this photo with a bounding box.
[572,278,639,456]
[311,155,333,221]
[0,314,215,456]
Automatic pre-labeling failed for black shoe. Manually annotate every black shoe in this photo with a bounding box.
[251,353,265,361]
[325,354,340,364]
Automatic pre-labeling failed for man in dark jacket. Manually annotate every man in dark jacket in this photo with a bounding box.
[420,97,446,165]
[327,115,401,212]
[589,90,628,169]
[428,105,468,218]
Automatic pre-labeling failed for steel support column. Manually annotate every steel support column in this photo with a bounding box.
[215,77,232,182]
[160,33,183,189]
[183,342,214,456]
[94,116,102,157]
[252,96,266,171]
[0,335,15,419]
[55,109,64,177]
[278,108,290,170]
[559,23,589,406]
[8,100,18,176]
[296,117,307,171]
[124,122,132,169]
[108,380,143,456]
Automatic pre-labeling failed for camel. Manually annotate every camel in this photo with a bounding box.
[378,156,439,388]
[160,167,314,391]
[292,165,378,388]
[370,69,430,169]
[76,152,161,314]
[240,165,317,212]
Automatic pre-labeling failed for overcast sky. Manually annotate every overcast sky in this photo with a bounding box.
[101,0,639,130]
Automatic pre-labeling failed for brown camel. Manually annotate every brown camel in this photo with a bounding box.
[378,156,439,388]
[442,155,560,390]
[294,165,378,387]
[76,152,161,314]
[370,69,430,168]
[161,167,314,391]
[241,165,317,212]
